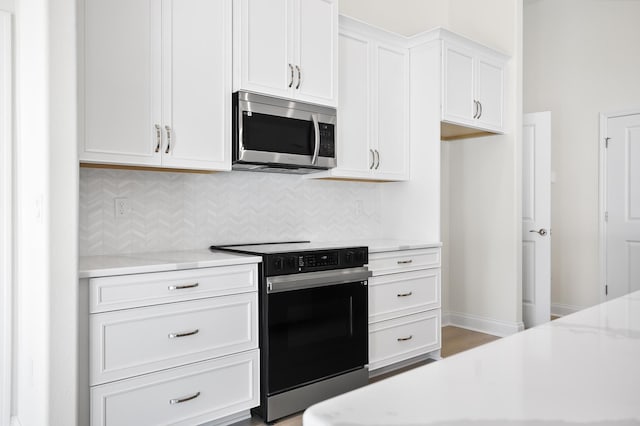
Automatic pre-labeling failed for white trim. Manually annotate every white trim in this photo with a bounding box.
[0,10,12,426]
[446,311,524,337]
[550,303,583,318]
[9,417,20,426]
[599,112,608,304]
[599,108,640,303]
[199,410,251,426]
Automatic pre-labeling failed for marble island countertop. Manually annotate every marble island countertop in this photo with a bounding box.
[303,290,640,425]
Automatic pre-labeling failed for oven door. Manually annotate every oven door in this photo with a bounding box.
[266,268,369,395]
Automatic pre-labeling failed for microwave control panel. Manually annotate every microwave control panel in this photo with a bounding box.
[319,123,335,158]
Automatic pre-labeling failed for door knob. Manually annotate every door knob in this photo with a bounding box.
[529,228,547,236]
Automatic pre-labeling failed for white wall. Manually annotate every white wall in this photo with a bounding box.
[13,0,77,424]
[0,5,13,426]
[524,0,640,311]
[340,0,447,36]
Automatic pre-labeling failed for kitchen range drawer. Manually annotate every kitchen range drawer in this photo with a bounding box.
[369,269,440,323]
[91,349,259,426]
[368,310,440,371]
[89,264,258,313]
[368,248,440,275]
[90,293,258,385]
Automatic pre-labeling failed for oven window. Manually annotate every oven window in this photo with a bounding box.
[267,281,368,395]
[242,112,313,156]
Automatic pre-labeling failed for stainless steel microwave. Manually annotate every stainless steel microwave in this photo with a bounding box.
[232,91,337,174]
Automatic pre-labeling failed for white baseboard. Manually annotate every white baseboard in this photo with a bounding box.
[441,311,451,326]
[551,303,583,317]
[444,311,524,337]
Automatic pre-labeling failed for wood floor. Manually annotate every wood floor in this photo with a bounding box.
[233,326,500,426]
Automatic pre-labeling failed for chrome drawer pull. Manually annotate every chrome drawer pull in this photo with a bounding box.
[168,282,199,291]
[397,291,413,297]
[397,335,413,342]
[397,260,413,265]
[168,329,199,339]
[169,391,201,405]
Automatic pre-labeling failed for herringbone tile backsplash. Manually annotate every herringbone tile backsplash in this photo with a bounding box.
[79,168,382,256]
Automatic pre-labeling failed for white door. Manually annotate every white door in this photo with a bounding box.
[294,0,337,106]
[81,0,162,166]
[605,113,640,299]
[475,55,504,132]
[235,0,292,98]
[522,112,551,328]
[161,0,231,170]
[336,30,371,177]
[374,43,409,180]
[442,42,475,127]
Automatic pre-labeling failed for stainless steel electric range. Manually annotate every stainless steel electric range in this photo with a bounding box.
[211,241,370,423]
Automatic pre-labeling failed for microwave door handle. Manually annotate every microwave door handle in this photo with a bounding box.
[311,113,320,165]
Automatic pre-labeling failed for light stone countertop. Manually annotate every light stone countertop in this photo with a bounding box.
[303,290,640,425]
[317,239,441,253]
[79,240,440,278]
[78,249,262,278]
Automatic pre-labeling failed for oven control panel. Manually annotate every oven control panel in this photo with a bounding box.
[265,247,368,276]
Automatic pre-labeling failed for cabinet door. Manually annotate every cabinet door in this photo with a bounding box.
[335,31,372,177]
[234,0,292,98]
[374,44,409,180]
[475,55,504,132]
[81,0,161,166]
[441,41,475,127]
[294,0,337,106]
[161,0,231,170]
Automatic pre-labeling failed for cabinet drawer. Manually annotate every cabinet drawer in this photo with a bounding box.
[369,310,440,371]
[91,350,259,426]
[90,293,258,385]
[369,269,440,323]
[368,248,440,275]
[89,264,258,313]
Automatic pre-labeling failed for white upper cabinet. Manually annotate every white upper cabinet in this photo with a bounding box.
[233,0,338,107]
[310,17,409,181]
[441,34,507,136]
[80,0,232,171]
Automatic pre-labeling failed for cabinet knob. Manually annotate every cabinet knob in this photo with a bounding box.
[295,65,301,89]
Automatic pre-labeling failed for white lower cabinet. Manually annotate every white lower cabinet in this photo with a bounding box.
[368,247,441,373]
[84,264,260,426]
[369,311,440,371]
[91,350,259,426]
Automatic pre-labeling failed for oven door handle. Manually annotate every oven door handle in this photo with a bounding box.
[267,267,371,294]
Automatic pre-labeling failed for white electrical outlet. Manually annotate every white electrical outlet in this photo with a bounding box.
[355,199,364,217]
[114,198,130,218]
